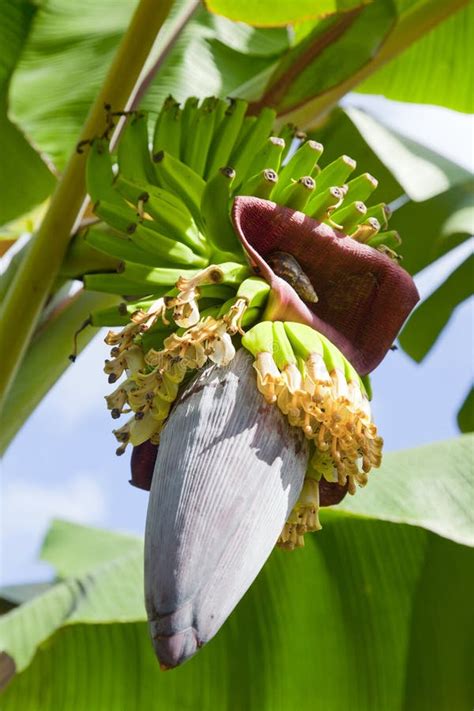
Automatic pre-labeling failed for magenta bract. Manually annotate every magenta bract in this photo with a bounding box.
[232,196,419,375]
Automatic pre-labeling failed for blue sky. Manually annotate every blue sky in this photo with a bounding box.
[1,95,473,586]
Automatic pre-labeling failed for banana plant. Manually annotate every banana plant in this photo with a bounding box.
[0,0,472,701]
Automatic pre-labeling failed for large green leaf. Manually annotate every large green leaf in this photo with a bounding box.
[1,512,473,709]
[8,0,289,171]
[261,0,470,123]
[358,1,474,113]
[252,1,396,114]
[203,0,372,26]
[458,388,474,434]
[340,435,474,546]
[312,106,471,204]
[0,1,55,226]
[392,181,473,276]
[398,255,473,362]
[40,519,142,580]
[1,437,473,706]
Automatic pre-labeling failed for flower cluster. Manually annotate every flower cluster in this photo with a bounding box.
[242,320,383,547]
[103,267,253,454]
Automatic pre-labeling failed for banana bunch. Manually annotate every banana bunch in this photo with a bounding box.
[84,96,399,306]
[81,95,405,544]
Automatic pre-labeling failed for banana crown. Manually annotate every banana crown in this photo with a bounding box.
[81,95,415,547]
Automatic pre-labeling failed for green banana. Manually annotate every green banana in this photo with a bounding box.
[283,322,324,360]
[247,136,286,176]
[186,97,219,177]
[238,168,278,199]
[114,176,208,257]
[367,230,402,250]
[272,140,323,202]
[86,137,121,205]
[201,167,242,256]
[94,200,141,235]
[236,277,270,309]
[153,95,182,158]
[330,200,367,232]
[363,203,391,230]
[278,176,315,211]
[205,98,248,179]
[180,96,199,161]
[152,150,206,227]
[128,222,208,268]
[278,123,298,163]
[241,320,274,356]
[230,107,276,186]
[305,186,343,220]
[240,307,261,329]
[344,173,378,203]
[312,155,356,194]
[272,321,297,369]
[349,217,381,243]
[84,272,167,296]
[85,227,166,266]
[110,260,250,292]
[114,174,188,213]
[117,112,155,184]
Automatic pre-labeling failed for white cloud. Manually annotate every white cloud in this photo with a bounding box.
[0,473,107,585]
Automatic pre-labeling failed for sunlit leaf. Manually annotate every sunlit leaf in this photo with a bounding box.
[457,388,474,433]
[398,255,473,362]
[340,434,474,546]
[391,180,473,275]
[358,2,474,113]
[0,1,55,226]
[203,0,372,27]
[341,106,471,201]
[1,501,473,707]
[252,1,395,115]
[9,0,289,170]
[261,0,469,123]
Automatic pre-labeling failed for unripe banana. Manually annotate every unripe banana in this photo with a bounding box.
[305,186,343,220]
[85,226,165,266]
[87,138,121,205]
[186,97,219,177]
[153,96,182,158]
[277,175,316,211]
[205,98,248,179]
[344,172,378,203]
[246,136,286,177]
[271,140,323,202]
[363,203,391,230]
[200,167,242,256]
[180,96,199,161]
[367,230,402,250]
[310,154,356,194]
[118,112,155,184]
[238,168,278,199]
[113,175,208,257]
[128,222,208,268]
[230,107,276,187]
[330,200,367,232]
[152,150,206,227]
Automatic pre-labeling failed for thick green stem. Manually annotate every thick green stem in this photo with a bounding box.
[0,289,117,454]
[263,0,468,127]
[0,0,174,413]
